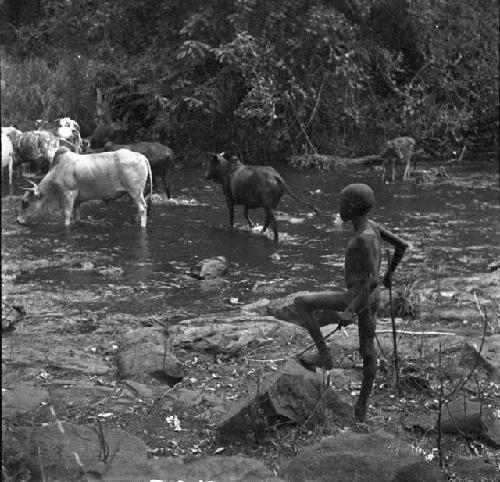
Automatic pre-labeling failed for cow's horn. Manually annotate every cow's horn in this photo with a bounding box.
[21,187,36,192]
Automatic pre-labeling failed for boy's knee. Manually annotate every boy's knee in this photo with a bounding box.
[294,296,309,312]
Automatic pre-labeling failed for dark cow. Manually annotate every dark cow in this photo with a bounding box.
[103,141,174,197]
[17,148,152,228]
[380,137,416,182]
[205,153,320,241]
[90,121,127,148]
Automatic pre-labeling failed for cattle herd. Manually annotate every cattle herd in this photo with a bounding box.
[2,117,416,240]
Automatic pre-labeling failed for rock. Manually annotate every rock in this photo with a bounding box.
[439,399,500,448]
[459,335,500,381]
[391,461,446,482]
[2,342,113,377]
[44,380,115,408]
[218,358,352,441]
[2,383,49,416]
[190,255,228,279]
[3,422,149,482]
[173,388,203,413]
[117,328,184,384]
[171,314,302,356]
[241,298,271,315]
[279,430,429,482]
[450,458,500,482]
[118,455,284,481]
[123,380,154,398]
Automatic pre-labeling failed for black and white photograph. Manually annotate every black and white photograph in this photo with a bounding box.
[1,1,499,480]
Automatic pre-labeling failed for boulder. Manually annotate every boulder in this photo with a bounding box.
[449,458,500,482]
[459,335,500,381]
[108,455,284,481]
[117,327,184,384]
[170,314,302,356]
[2,383,49,417]
[218,358,352,441]
[439,399,500,448]
[3,422,149,482]
[190,256,228,280]
[391,461,446,482]
[279,430,431,482]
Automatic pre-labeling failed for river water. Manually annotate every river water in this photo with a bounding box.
[2,161,499,323]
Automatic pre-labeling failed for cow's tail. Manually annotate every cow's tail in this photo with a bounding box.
[278,177,321,215]
[144,155,153,213]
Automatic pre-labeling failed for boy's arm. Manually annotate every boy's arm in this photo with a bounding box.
[378,224,409,288]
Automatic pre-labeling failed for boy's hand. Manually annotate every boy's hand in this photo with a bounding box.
[383,272,393,289]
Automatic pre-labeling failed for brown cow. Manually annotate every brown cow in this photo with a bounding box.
[205,153,320,242]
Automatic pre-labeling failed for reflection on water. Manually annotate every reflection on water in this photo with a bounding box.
[2,162,499,321]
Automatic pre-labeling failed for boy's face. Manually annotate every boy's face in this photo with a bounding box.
[339,197,355,221]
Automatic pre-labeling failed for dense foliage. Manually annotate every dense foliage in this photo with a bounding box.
[1,0,498,164]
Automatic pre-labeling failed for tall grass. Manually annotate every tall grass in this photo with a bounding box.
[1,51,97,135]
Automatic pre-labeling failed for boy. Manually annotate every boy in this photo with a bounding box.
[294,183,408,421]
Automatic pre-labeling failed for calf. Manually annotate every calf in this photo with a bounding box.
[17,148,152,228]
[103,141,174,197]
[205,153,320,241]
[381,137,416,182]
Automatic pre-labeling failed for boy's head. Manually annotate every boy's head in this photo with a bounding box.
[339,183,374,220]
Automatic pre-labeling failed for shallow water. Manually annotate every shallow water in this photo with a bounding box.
[2,161,499,322]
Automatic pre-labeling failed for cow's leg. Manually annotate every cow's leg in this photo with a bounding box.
[227,200,235,227]
[72,203,81,222]
[263,207,279,242]
[62,191,78,227]
[131,193,148,228]
[391,158,396,182]
[161,174,171,199]
[403,158,410,179]
[8,156,13,186]
[244,207,253,227]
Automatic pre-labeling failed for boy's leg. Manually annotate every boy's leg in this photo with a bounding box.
[294,291,348,369]
[355,309,377,421]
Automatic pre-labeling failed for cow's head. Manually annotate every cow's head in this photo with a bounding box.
[205,152,229,183]
[17,180,45,225]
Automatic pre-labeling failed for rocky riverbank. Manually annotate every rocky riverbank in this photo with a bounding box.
[2,256,499,480]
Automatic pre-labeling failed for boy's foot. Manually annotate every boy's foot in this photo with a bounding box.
[297,350,333,371]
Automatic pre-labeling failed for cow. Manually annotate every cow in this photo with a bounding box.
[5,128,77,174]
[205,153,320,242]
[36,117,83,153]
[17,148,153,228]
[90,120,127,148]
[2,129,15,185]
[103,141,174,197]
[380,136,416,182]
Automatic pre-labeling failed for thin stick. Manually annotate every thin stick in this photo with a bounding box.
[387,249,402,396]
[296,325,341,357]
[376,330,457,336]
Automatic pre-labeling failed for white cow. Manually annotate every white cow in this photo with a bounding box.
[18,148,153,228]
